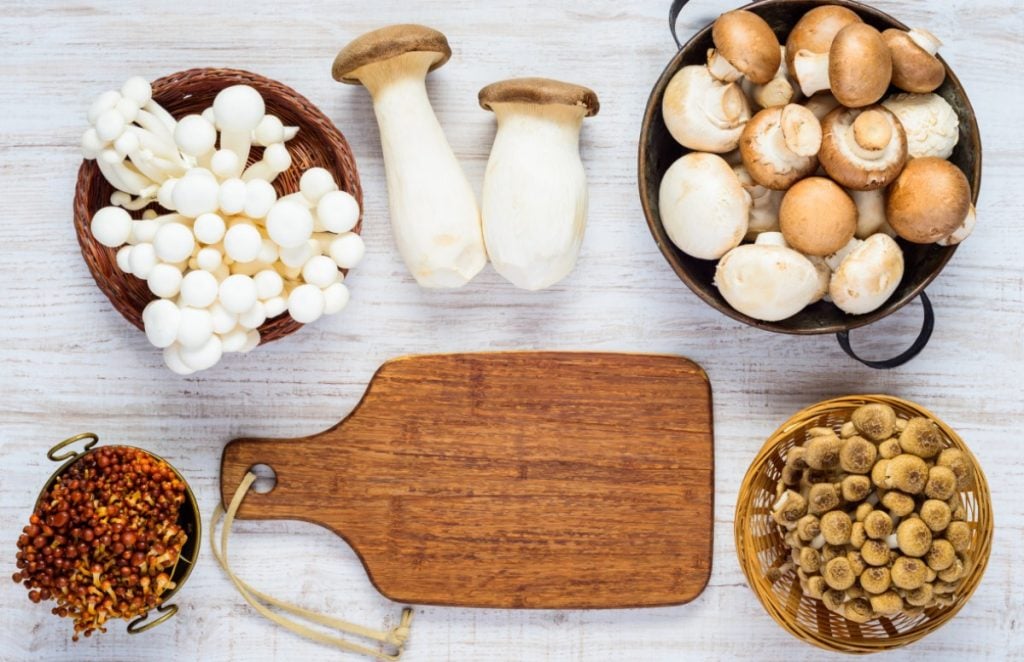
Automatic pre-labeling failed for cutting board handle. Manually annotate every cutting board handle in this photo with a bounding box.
[220,437,311,520]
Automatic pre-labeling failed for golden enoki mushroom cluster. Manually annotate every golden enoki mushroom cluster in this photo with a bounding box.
[12,446,187,640]
[771,404,974,623]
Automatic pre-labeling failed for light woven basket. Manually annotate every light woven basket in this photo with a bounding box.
[735,395,992,653]
[73,68,362,345]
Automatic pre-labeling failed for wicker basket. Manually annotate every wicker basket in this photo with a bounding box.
[735,395,992,653]
[73,68,362,345]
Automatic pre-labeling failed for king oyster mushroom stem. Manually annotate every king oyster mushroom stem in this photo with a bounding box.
[477,78,599,290]
[333,24,485,288]
[662,65,751,153]
[715,233,821,321]
[660,152,749,260]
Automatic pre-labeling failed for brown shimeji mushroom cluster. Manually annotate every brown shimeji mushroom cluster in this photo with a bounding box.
[659,5,976,322]
[12,446,187,640]
[771,404,975,624]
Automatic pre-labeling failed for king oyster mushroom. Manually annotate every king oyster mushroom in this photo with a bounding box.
[662,65,751,152]
[707,10,781,85]
[819,106,908,190]
[829,234,904,314]
[883,28,946,93]
[887,157,974,244]
[659,152,749,260]
[882,93,960,159]
[714,233,821,321]
[739,104,822,190]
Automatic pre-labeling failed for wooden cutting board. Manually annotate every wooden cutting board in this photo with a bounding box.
[220,352,713,609]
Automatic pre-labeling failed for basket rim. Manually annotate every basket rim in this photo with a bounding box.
[734,395,993,653]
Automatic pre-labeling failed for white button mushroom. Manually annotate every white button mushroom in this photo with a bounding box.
[237,301,267,329]
[179,270,220,308]
[733,164,783,239]
[739,104,821,190]
[218,274,258,314]
[176,306,214,349]
[153,222,195,264]
[659,152,750,260]
[146,263,183,298]
[172,168,220,217]
[333,25,486,288]
[128,242,158,279]
[142,299,181,349]
[881,93,959,159]
[662,65,751,153]
[174,114,217,159]
[244,179,278,219]
[218,178,248,215]
[301,255,340,288]
[298,167,339,204]
[322,282,351,315]
[477,78,600,291]
[316,190,360,233]
[90,206,133,247]
[328,233,365,269]
[253,269,284,300]
[163,344,195,376]
[179,334,223,372]
[715,239,822,321]
[265,199,315,249]
[849,189,890,239]
[224,222,263,263]
[287,283,325,323]
[829,234,904,314]
[212,85,265,176]
[193,212,227,245]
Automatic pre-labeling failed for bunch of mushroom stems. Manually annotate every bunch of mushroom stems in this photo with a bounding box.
[658,7,976,322]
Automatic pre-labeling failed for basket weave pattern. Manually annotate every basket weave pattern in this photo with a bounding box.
[735,395,993,653]
[73,68,362,345]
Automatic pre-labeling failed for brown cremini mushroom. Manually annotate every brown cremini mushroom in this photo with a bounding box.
[819,106,908,190]
[739,104,821,190]
[883,29,946,93]
[779,177,856,255]
[887,158,973,244]
[709,10,782,85]
[827,23,893,107]
[786,5,863,88]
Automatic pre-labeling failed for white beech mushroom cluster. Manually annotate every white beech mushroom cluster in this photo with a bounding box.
[771,403,975,624]
[658,6,977,322]
[83,77,364,374]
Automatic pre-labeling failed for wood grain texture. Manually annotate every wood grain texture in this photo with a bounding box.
[220,352,713,609]
[0,0,1022,660]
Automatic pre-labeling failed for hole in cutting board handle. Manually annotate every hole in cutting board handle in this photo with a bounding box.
[248,464,277,494]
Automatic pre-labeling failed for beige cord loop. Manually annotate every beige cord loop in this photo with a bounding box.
[211,471,413,660]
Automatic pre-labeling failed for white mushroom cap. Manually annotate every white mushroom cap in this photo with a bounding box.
[938,204,977,246]
[825,237,864,272]
[881,93,960,159]
[739,104,821,190]
[829,234,905,314]
[715,243,821,321]
[659,152,750,260]
[807,255,831,304]
[662,65,751,153]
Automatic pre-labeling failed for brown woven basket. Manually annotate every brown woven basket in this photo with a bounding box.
[73,68,362,345]
[735,395,992,653]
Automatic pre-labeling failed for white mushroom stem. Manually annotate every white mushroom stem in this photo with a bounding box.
[707,48,743,82]
[734,164,782,237]
[745,48,795,108]
[481,102,589,290]
[849,189,888,238]
[792,50,830,97]
[908,29,942,55]
[111,187,159,210]
[355,52,485,287]
[98,150,156,195]
[143,99,177,134]
[242,142,292,183]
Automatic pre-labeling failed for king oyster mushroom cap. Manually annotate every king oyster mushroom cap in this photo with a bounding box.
[829,234,905,315]
[739,104,822,190]
[733,163,783,238]
[887,157,972,244]
[819,106,908,190]
[715,241,821,321]
[477,78,599,290]
[785,5,862,72]
[662,65,751,153]
[882,93,960,159]
[848,188,891,239]
[332,25,486,288]
[883,29,946,94]
[708,10,781,85]
[659,152,750,259]
[743,47,796,108]
[780,177,857,256]
[938,203,977,246]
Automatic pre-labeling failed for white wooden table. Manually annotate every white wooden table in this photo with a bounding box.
[1,0,1022,659]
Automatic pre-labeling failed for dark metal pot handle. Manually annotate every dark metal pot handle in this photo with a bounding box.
[669,0,695,48]
[836,292,935,369]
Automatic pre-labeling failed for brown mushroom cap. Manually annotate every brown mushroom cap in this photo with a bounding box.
[785,5,862,70]
[883,29,946,93]
[819,106,908,191]
[829,23,893,108]
[887,157,972,243]
[332,24,452,84]
[739,104,820,190]
[712,10,781,85]
[479,78,600,117]
[779,177,856,256]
